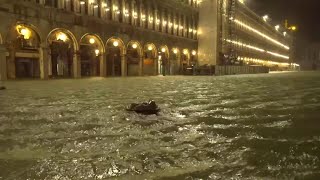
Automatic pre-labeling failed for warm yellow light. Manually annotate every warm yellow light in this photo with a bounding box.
[225,39,289,60]
[192,50,197,56]
[16,25,31,40]
[233,19,290,50]
[57,32,67,42]
[113,41,119,47]
[148,45,153,51]
[183,49,188,55]
[132,43,138,49]
[289,26,297,31]
[89,38,95,44]
[173,49,178,54]
[161,48,166,53]
[95,49,100,56]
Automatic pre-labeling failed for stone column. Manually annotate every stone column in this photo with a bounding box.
[39,45,49,80]
[100,53,107,77]
[0,45,7,81]
[153,58,158,75]
[7,47,15,79]
[139,57,143,76]
[73,53,81,78]
[121,54,127,77]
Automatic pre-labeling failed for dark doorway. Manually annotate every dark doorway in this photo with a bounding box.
[15,58,40,78]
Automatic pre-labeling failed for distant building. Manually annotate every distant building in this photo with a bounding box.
[198,0,298,72]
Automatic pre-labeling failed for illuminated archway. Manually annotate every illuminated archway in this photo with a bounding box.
[144,43,158,75]
[127,40,142,76]
[106,37,126,76]
[181,49,190,74]
[158,45,170,75]
[7,23,41,79]
[47,28,78,78]
[171,48,181,75]
[80,33,105,77]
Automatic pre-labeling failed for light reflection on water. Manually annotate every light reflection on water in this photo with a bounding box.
[0,72,320,179]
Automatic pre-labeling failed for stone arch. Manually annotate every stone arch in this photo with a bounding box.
[106,37,126,55]
[80,33,105,53]
[144,43,157,58]
[159,45,170,59]
[172,47,182,75]
[79,33,105,77]
[6,22,42,79]
[181,49,191,74]
[47,28,79,78]
[127,40,143,76]
[47,28,79,51]
[143,43,158,75]
[7,22,43,45]
[106,37,126,76]
[158,45,170,75]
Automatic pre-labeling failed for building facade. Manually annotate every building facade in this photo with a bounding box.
[0,0,297,80]
[198,0,298,72]
[0,0,199,80]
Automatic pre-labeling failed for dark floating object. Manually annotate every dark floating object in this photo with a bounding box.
[127,100,160,115]
[0,86,6,90]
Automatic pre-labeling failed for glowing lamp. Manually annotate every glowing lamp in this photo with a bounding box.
[57,33,67,42]
[89,38,95,44]
[113,41,119,47]
[95,49,100,56]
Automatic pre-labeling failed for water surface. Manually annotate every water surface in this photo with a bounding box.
[0,72,320,179]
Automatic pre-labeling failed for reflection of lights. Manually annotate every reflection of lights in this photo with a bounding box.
[113,41,119,47]
[173,48,178,54]
[57,32,68,42]
[192,50,197,56]
[148,45,153,51]
[132,43,138,49]
[89,38,95,44]
[95,49,100,56]
[161,48,166,53]
[275,25,280,31]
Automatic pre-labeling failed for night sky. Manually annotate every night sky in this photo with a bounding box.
[248,0,320,44]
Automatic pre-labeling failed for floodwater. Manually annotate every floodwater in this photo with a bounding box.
[0,72,320,180]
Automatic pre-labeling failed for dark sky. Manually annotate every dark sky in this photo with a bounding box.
[248,0,320,44]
